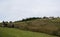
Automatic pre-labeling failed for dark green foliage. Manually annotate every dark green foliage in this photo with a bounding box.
[2,21,8,27]
[43,16,48,19]
[1,21,14,28]
[9,21,14,28]
[14,17,40,22]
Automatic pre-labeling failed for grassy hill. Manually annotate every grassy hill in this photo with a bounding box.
[0,17,60,37]
[0,27,57,37]
[14,18,60,36]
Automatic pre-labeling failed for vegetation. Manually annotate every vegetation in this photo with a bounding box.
[0,27,57,37]
[0,17,60,37]
[13,17,60,36]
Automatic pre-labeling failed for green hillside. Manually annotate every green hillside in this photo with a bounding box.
[13,18,60,36]
[0,17,60,37]
[0,27,57,37]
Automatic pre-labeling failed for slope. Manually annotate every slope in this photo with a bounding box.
[0,27,57,37]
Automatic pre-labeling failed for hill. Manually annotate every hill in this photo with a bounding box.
[0,17,60,36]
[0,27,57,37]
[14,18,60,36]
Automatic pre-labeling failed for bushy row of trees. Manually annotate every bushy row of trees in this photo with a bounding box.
[2,21,14,28]
[15,17,60,22]
[22,16,60,21]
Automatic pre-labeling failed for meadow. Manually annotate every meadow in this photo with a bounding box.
[0,27,57,37]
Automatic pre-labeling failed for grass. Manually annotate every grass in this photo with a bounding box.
[0,27,57,37]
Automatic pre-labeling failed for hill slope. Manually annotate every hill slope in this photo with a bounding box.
[0,27,57,37]
[14,19,60,36]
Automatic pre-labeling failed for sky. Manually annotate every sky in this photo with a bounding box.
[0,0,60,22]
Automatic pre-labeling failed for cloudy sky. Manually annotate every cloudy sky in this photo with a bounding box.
[0,0,60,22]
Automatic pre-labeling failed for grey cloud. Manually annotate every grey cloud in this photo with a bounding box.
[0,0,60,21]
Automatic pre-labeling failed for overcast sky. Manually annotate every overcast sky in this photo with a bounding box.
[0,0,60,22]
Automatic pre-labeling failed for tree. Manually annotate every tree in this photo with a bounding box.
[9,21,14,28]
[2,21,7,27]
[43,16,48,19]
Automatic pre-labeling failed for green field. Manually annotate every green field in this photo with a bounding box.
[0,27,57,37]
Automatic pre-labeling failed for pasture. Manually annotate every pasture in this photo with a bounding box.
[0,27,57,37]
